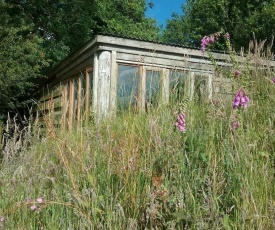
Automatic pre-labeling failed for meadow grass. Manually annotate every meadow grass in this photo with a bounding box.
[1,45,275,229]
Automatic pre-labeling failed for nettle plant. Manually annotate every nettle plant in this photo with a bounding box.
[201,31,252,131]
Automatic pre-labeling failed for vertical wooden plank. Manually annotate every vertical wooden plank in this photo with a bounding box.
[162,68,169,104]
[68,78,75,132]
[109,51,117,116]
[77,75,82,129]
[208,73,213,99]
[0,122,3,150]
[61,81,68,130]
[189,72,195,99]
[139,66,146,111]
[93,53,99,118]
[85,70,90,125]
[98,51,111,118]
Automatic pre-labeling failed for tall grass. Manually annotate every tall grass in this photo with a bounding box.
[1,46,275,229]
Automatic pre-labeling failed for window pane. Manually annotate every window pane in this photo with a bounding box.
[169,70,188,101]
[146,70,161,103]
[194,73,207,102]
[117,65,139,110]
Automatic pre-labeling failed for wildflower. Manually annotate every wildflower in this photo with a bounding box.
[201,35,216,53]
[30,205,37,211]
[212,99,218,106]
[36,197,43,204]
[233,88,250,109]
[201,36,208,53]
[234,70,241,77]
[272,77,275,83]
[225,33,230,39]
[0,215,4,222]
[232,115,240,130]
[175,112,186,132]
[26,197,31,204]
[209,35,215,43]
[232,120,240,130]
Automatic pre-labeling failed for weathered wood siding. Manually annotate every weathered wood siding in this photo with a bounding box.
[34,34,275,132]
[33,84,64,134]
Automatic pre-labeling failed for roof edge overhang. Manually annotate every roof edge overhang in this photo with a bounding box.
[43,33,275,86]
[46,34,228,79]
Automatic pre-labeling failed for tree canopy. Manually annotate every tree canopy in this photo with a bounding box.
[0,0,160,120]
[162,0,275,51]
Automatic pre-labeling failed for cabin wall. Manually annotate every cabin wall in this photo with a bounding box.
[35,37,239,133]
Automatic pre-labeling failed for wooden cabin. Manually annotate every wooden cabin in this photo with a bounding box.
[34,33,273,132]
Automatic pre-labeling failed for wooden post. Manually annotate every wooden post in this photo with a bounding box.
[140,66,146,111]
[208,73,213,99]
[61,81,68,130]
[0,122,3,150]
[85,69,91,125]
[68,78,75,132]
[109,51,117,116]
[189,72,195,99]
[93,53,99,118]
[77,75,82,129]
[162,68,169,104]
[97,51,111,118]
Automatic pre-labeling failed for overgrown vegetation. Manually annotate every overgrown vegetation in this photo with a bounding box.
[1,36,275,229]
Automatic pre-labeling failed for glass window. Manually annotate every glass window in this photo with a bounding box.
[146,70,161,105]
[194,73,208,102]
[169,70,188,101]
[117,65,139,110]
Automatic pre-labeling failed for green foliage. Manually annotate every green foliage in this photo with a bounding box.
[0,0,160,120]
[0,2,49,119]
[162,0,275,51]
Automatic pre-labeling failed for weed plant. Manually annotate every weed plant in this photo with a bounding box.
[0,36,275,229]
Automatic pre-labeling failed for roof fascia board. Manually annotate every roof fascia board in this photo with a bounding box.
[48,35,100,78]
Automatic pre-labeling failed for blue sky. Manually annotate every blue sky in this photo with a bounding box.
[145,0,186,28]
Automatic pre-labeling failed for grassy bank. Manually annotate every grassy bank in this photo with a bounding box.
[1,47,275,228]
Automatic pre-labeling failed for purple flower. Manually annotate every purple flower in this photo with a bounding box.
[37,197,43,204]
[201,36,209,53]
[30,205,37,211]
[233,88,250,109]
[175,112,186,133]
[212,99,218,106]
[235,70,241,77]
[0,216,4,223]
[225,33,230,39]
[26,197,31,204]
[232,120,240,130]
[209,35,215,43]
[272,77,275,83]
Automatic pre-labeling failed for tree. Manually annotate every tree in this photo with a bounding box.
[162,0,275,51]
[0,0,160,120]
[0,2,49,120]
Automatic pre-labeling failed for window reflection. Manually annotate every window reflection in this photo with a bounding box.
[169,70,188,101]
[146,70,161,106]
[117,65,139,110]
